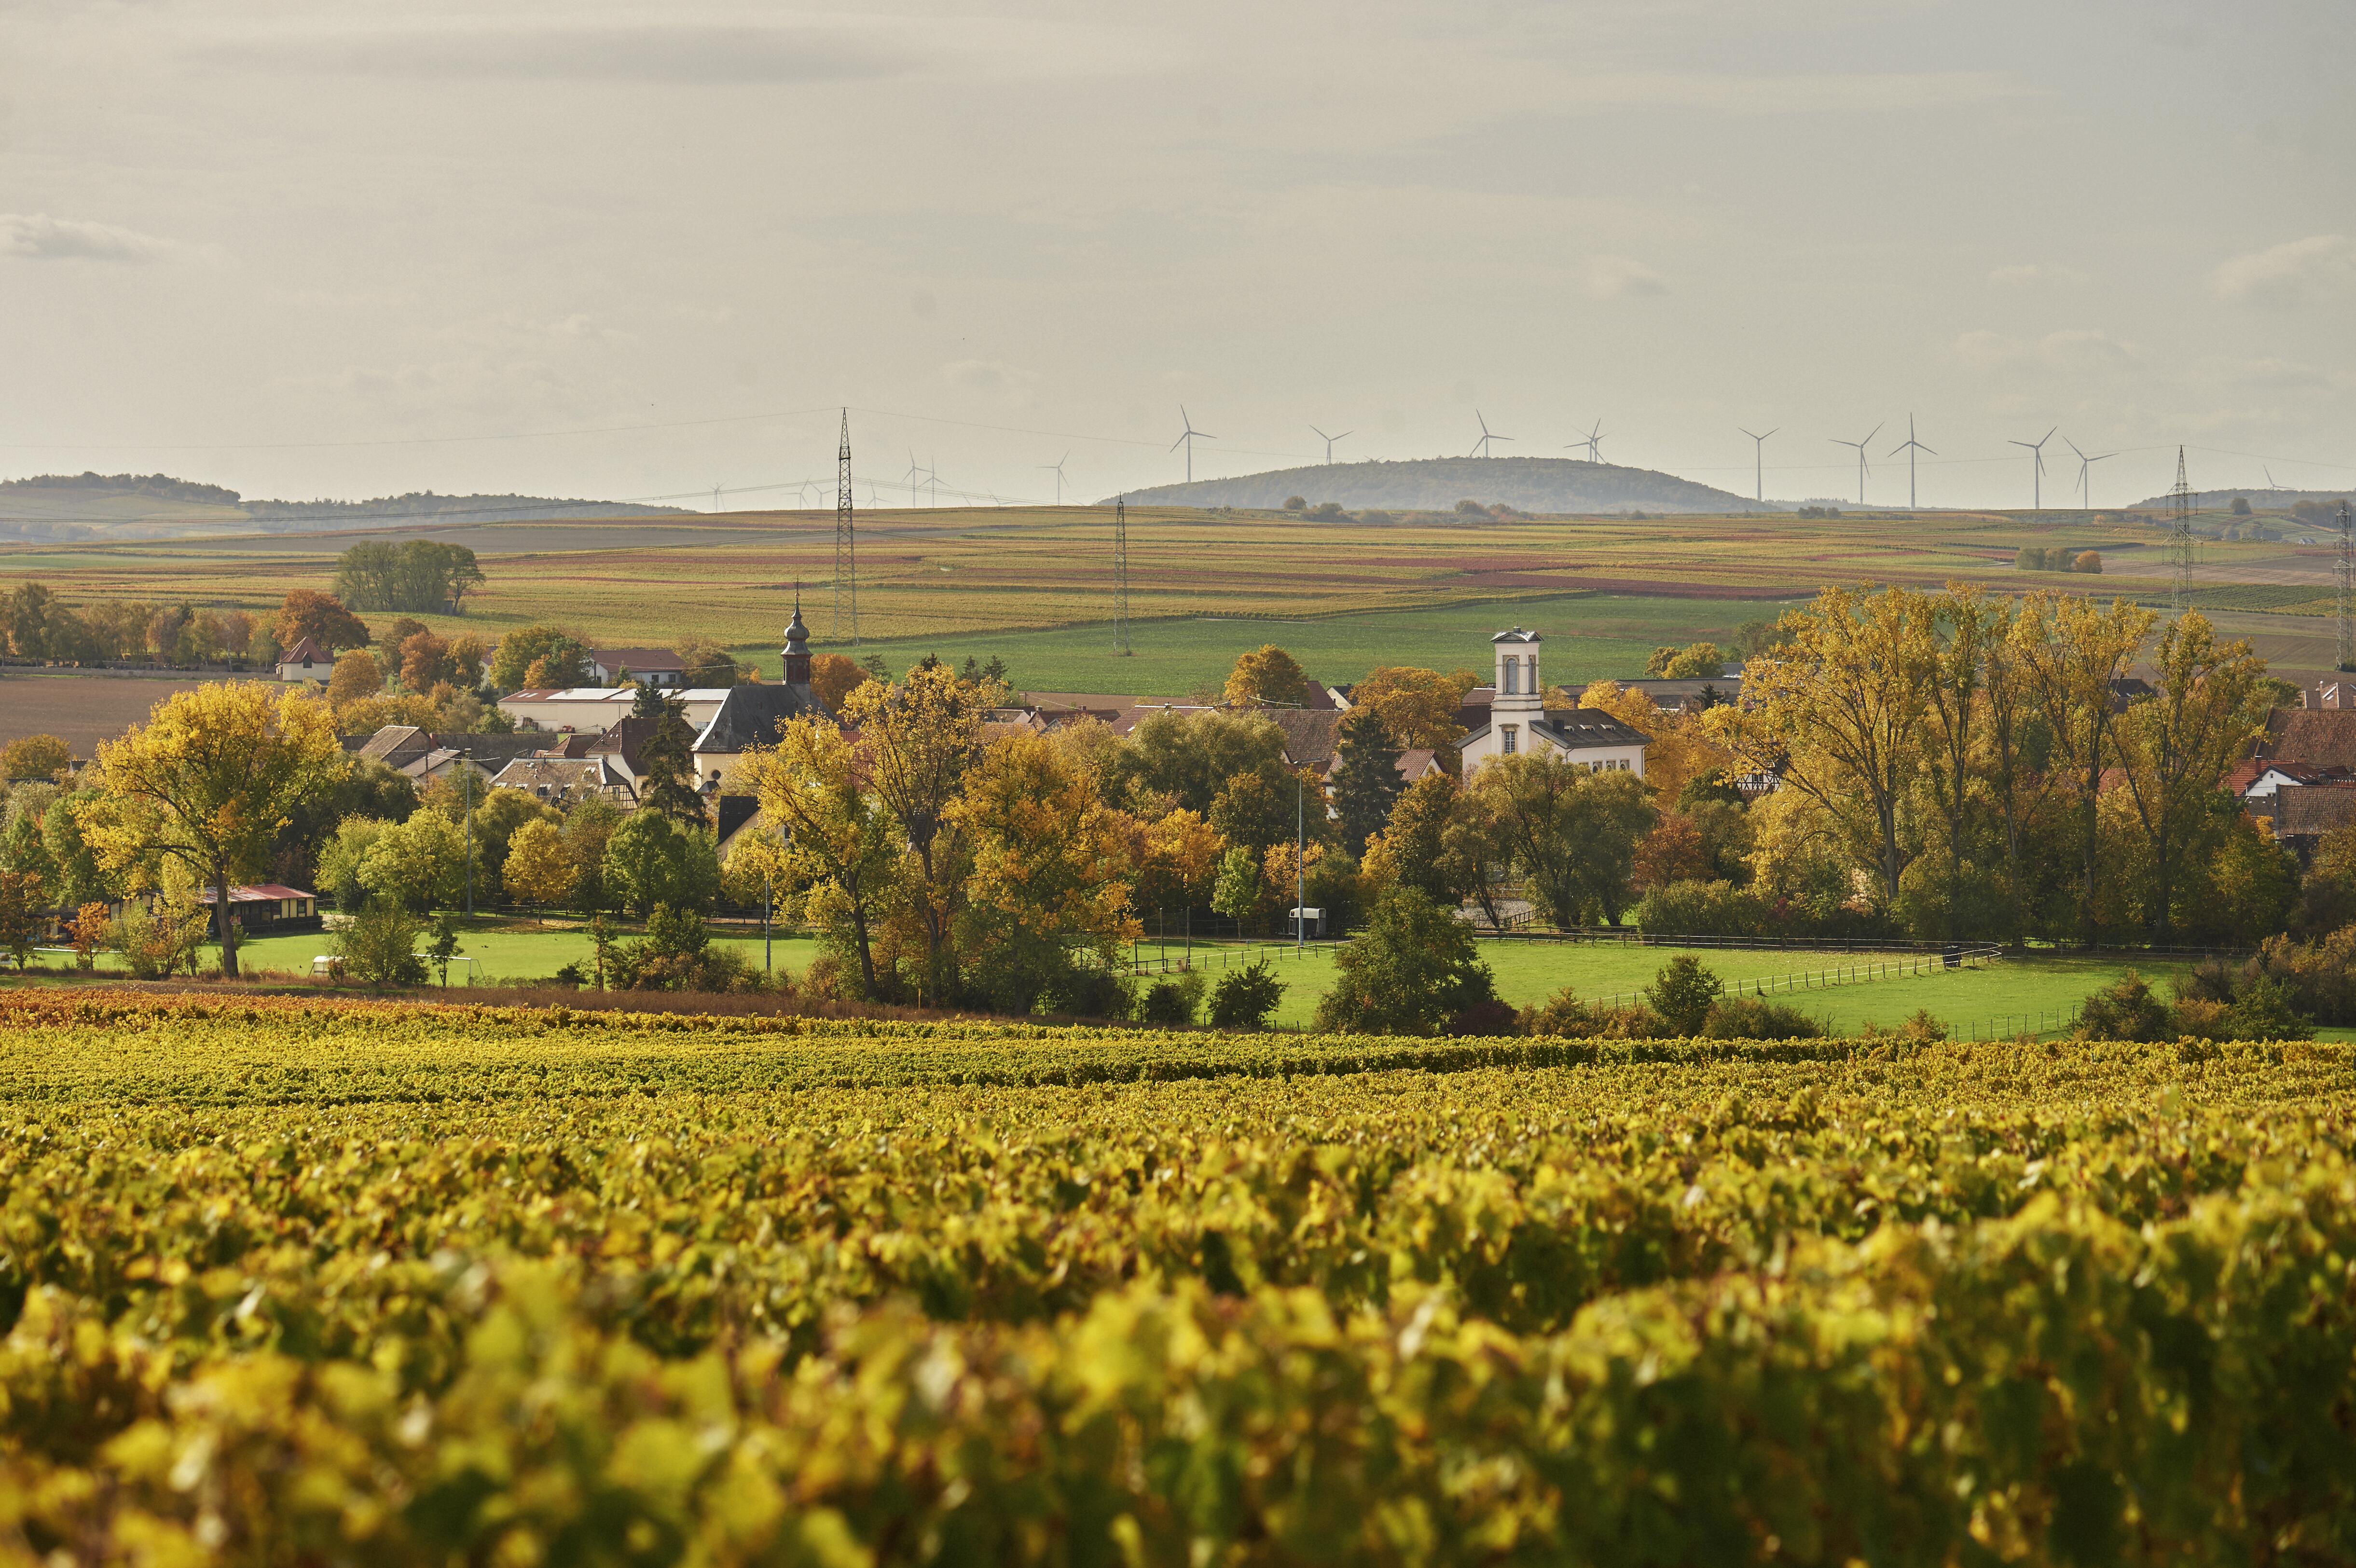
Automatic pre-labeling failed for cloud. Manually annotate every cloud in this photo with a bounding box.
[1586,255,1665,299]
[1950,329,2135,372]
[1987,263,2088,289]
[2213,234,2356,307]
[0,212,195,263]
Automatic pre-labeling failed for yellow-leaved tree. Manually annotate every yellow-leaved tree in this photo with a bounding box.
[732,713,901,1000]
[1577,680,1726,806]
[500,817,579,908]
[948,729,1139,1013]
[1224,644,1314,709]
[1347,666,1476,752]
[78,683,347,977]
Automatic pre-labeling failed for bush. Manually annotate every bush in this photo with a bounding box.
[1313,887,1498,1035]
[1517,987,1660,1039]
[1448,997,1519,1037]
[336,899,427,988]
[1139,971,1206,1027]
[2013,545,2045,571]
[2073,970,2173,1041]
[2231,495,2252,515]
[1281,495,1306,511]
[2073,550,2102,574]
[1310,501,1346,519]
[1860,1007,1949,1043]
[1700,995,1824,1040]
[1643,954,1723,1035]
[1207,958,1285,1030]
[1635,879,1764,938]
[608,904,775,994]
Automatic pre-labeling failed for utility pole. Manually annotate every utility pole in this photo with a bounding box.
[834,408,858,646]
[1295,767,1304,951]
[1114,495,1131,656]
[2167,446,2196,616]
[2339,499,2355,673]
[462,749,475,918]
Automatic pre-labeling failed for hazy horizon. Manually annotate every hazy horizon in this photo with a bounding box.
[3,0,2349,514]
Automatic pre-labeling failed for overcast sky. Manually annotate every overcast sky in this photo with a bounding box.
[2,0,2350,512]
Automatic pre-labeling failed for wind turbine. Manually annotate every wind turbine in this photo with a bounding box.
[1470,411,1514,458]
[713,484,724,514]
[924,457,941,508]
[1831,424,1882,506]
[2067,439,2116,509]
[1564,420,1605,463]
[2009,426,2057,511]
[1039,453,1070,505]
[1887,416,1935,510]
[1171,407,1214,482]
[1738,426,1777,503]
[902,452,924,505]
[1310,425,1352,464]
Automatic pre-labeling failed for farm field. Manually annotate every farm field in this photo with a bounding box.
[25,921,2259,1044]
[0,989,2350,1560]
[0,671,279,754]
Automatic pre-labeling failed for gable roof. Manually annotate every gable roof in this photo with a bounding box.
[489,756,636,799]
[2258,709,2356,773]
[590,647,687,672]
[1265,708,1345,769]
[692,683,832,754]
[2276,781,2356,839]
[588,715,660,774]
[356,725,432,765]
[279,636,331,665]
[1461,708,1653,751]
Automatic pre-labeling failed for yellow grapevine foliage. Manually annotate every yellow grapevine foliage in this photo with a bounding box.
[0,993,2353,1564]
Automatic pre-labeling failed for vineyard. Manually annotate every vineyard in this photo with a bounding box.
[3,990,2354,1563]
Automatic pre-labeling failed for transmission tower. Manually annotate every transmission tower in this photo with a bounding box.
[2339,499,2355,673]
[834,408,858,647]
[2166,445,2195,615]
[1113,494,1131,656]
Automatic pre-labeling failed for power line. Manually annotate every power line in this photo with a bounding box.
[1113,494,1130,658]
[2167,447,2196,615]
[834,408,857,648]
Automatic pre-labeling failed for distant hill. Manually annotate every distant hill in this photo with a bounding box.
[0,472,690,544]
[1111,455,1765,515]
[2125,486,2353,512]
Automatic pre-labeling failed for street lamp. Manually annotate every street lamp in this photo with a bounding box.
[462,746,474,919]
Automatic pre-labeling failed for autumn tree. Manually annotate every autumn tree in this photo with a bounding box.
[78,684,346,977]
[1713,586,1934,908]
[490,625,589,691]
[325,648,384,711]
[1577,680,1718,803]
[1915,585,2006,937]
[808,652,868,714]
[273,590,371,654]
[948,729,1139,1013]
[0,734,72,782]
[2012,590,2157,946]
[2112,610,2268,940]
[1348,666,1475,752]
[841,661,1001,1002]
[674,636,740,687]
[1470,754,1657,926]
[1224,644,1315,709]
[500,817,578,907]
[733,715,899,999]
[1133,808,1226,915]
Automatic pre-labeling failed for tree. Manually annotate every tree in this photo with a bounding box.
[502,817,579,907]
[1330,710,1404,855]
[561,798,625,914]
[68,902,109,972]
[336,898,427,988]
[490,626,589,691]
[357,809,477,912]
[78,684,346,977]
[1108,710,1289,815]
[400,631,455,692]
[1916,585,2005,939]
[1371,772,1460,905]
[2074,551,2103,574]
[1462,754,1649,927]
[1208,958,1285,1029]
[734,715,898,998]
[842,660,1001,1003]
[40,787,120,908]
[469,788,562,894]
[1578,681,1721,804]
[1209,769,1295,856]
[326,648,384,711]
[1224,644,1314,709]
[602,811,720,918]
[274,590,371,654]
[1713,585,1935,909]
[1210,846,1261,927]
[808,652,868,713]
[2112,611,2269,940]
[0,868,43,969]
[1634,813,1710,889]
[1312,886,1499,1035]
[1348,666,1475,753]
[1645,642,1726,679]
[1645,954,1723,1035]
[634,689,709,825]
[1133,808,1226,915]
[1,734,71,782]
[674,637,740,687]
[949,729,1139,1014]
[424,913,462,987]
[2012,590,2156,946]
[334,540,485,614]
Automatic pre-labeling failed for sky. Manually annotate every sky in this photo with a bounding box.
[2,0,2351,513]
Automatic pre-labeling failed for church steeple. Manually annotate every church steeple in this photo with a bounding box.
[783,590,813,686]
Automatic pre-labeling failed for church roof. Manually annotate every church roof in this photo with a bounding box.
[1491,626,1542,645]
[692,682,831,754]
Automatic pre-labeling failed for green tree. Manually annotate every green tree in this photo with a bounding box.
[1107,710,1289,815]
[357,810,477,912]
[734,715,898,998]
[1207,958,1286,1030]
[1330,710,1404,856]
[1312,886,1499,1035]
[424,913,462,987]
[78,684,347,977]
[1645,954,1724,1035]
[1374,771,1460,905]
[0,868,44,969]
[602,811,720,919]
[633,689,708,825]
[335,898,427,988]
[561,797,625,915]
[491,625,590,691]
[1470,755,1657,926]
[1210,845,1262,929]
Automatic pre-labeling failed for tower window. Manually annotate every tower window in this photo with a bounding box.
[1502,660,1519,695]
[1502,726,1518,755]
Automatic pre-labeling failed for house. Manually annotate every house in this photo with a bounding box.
[690,602,835,788]
[195,883,322,933]
[488,756,638,808]
[2273,783,2356,857]
[1619,675,1744,715]
[587,648,689,688]
[1458,628,1650,775]
[1395,748,1447,784]
[2254,708,2356,774]
[1264,709,1346,779]
[346,725,538,785]
[587,715,660,784]
[276,636,334,682]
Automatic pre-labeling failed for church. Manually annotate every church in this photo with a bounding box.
[1456,627,1650,775]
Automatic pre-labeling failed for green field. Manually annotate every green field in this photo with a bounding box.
[25,919,2253,1042]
